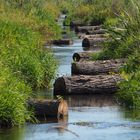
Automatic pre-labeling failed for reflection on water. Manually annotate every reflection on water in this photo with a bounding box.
[64,94,117,107]
[37,116,68,124]
[0,127,25,140]
[1,106,139,140]
[52,40,83,76]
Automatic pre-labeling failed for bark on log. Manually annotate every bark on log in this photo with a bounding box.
[73,51,94,62]
[70,21,85,27]
[53,75,122,95]
[72,59,125,75]
[82,37,109,48]
[52,39,73,45]
[79,34,108,39]
[86,29,107,35]
[75,25,102,33]
[28,99,68,118]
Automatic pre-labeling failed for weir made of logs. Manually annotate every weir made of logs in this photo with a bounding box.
[72,59,125,75]
[54,74,122,95]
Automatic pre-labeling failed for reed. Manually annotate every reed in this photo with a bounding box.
[0,0,60,127]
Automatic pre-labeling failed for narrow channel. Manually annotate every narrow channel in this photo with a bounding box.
[0,15,140,140]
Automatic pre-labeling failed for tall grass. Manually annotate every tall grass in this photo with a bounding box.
[0,21,57,88]
[62,0,128,26]
[0,62,33,127]
[0,0,60,127]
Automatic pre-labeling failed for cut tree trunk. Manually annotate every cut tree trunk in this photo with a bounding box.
[79,34,108,39]
[52,39,73,45]
[70,21,85,27]
[82,37,109,48]
[75,25,102,33]
[86,29,107,35]
[53,74,122,95]
[73,51,95,62]
[72,59,125,75]
[28,99,68,118]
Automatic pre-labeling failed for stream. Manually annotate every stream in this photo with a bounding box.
[0,15,140,140]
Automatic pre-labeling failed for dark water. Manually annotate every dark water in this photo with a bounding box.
[0,15,140,140]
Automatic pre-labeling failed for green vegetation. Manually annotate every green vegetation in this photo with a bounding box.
[0,0,60,127]
[0,0,140,127]
[60,0,140,109]
[62,0,127,26]
[0,62,33,127]
[90,0,140,109]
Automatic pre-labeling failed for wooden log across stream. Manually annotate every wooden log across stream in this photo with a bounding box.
[69,21,85,27]
[75,25,102,33]
[72,59,125,75]
[54,74,122,95]
[52,39,73,45]
[28,99,68,118]
[73,51,95,62]
[82,37,109,48]
[86,29,107,35]
[78,34,108,39]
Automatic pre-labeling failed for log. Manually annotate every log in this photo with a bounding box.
[52,39,73,45]
[82,37,109,48]
[79,34,108,39]
[75,25,102,33]
[73,51,94,62]
[53,74,122,95]
[28,99,68,118]
[86,29,107,35]
[70,21,85,27]
[72,59,125,75]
